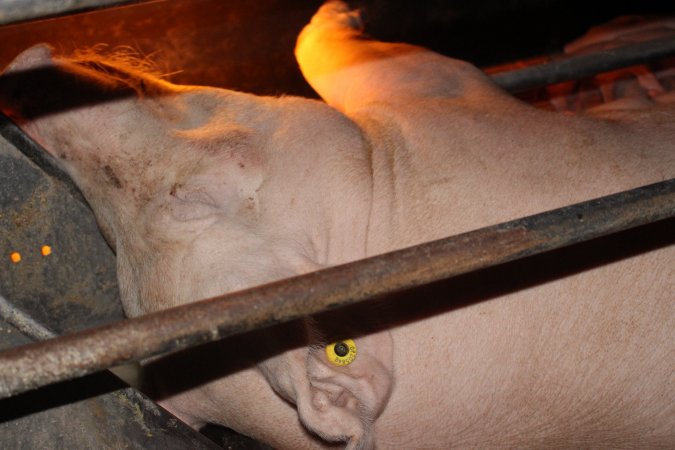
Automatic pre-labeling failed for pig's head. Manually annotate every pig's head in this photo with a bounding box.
[0,45,284,315]
[0,45,393,449]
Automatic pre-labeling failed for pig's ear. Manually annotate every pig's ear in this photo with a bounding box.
[295,325,394,448]
[5,44,55,73]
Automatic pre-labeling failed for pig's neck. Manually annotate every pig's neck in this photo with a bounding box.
[259,98,376,268]
[353,111,439,256]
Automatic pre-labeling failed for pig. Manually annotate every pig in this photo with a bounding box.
[0,2,673,448]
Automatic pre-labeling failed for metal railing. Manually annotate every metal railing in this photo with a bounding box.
[492,36,675,92]
[0,178,673,398]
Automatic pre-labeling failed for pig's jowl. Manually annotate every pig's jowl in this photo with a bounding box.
[0,2,673,449]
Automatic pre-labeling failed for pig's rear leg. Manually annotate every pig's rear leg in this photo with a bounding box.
[295,1,497,113]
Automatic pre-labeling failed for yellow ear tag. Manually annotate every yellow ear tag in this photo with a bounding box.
[325,339,357,366]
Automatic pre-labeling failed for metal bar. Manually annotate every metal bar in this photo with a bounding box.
[491,36,675,92]
[0,178,673,398]
[0,0,143,25]
[0,294,56,341]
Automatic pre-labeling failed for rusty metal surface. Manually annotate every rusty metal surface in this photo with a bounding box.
[0,119,122,337]
[0,0,142,25]
[492,36,675,93]
[0,178,672,399]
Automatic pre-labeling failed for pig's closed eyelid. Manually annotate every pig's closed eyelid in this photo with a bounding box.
[169,186,217,206]
[169,203,220,222]
[164,191,223,223]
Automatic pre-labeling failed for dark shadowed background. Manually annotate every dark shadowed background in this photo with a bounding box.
[1,0,674,97]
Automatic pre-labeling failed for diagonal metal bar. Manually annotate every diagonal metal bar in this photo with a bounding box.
[0,178,673,399]
[0,294,56,341]
[491,36,675,92]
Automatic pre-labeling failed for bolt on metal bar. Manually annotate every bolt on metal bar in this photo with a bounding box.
[0,0,142,25]
[491,36,675,92]
[0,178,673,399]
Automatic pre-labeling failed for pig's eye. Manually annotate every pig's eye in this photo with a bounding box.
[325,339,357,366]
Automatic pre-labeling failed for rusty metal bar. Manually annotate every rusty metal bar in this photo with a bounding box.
[0,0,144,25]
[0,294,56,340]
[0,178,673,398]
[491,36,675,92]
